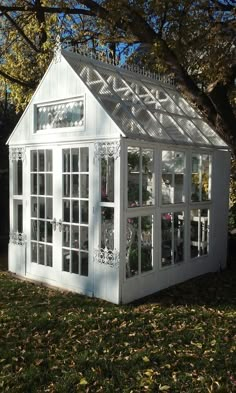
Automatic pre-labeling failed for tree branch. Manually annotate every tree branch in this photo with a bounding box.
[0,69,36,89]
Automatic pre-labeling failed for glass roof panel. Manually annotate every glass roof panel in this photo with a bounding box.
[175,117,211,145]
[63,50,228,149]
[164,88,201,118]
[192,119,227,147]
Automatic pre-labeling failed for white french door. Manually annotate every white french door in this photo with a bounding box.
[28,145,92,293]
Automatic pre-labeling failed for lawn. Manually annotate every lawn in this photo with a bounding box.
[0,265,236,392]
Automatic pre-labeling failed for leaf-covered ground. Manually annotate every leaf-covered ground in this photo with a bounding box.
[0,262,236,392]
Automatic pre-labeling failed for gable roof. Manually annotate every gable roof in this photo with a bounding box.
[62,49,227,149]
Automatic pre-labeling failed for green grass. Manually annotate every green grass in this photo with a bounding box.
[0,266,236,393]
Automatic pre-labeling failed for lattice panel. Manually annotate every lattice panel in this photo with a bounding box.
[10,231,26,245]
[9,147,26,161]
[94,247,119,268]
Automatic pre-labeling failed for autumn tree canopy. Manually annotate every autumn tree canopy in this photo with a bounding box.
[0,1,235,151]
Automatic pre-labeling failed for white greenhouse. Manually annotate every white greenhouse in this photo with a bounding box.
[7,48,231,304]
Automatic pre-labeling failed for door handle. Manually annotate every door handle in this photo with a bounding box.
[58,219,62,232]
[50,218,57,231]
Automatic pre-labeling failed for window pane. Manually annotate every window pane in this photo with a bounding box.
[201,209,209,255]
[72,148,79,172]
[31,243,37,263]
[63,224,70,247]
[126,217,139,277]
[190,209,200,258]
[46,245,53,267]
[80,226,88,250]
[72,175,79,197]
[101,157,114,202]
[31,197,37,218]
[162,151,185,204]
[80,147,89,172]
[31,220,38,241]
[46,150,52,171]
[142,150,154,206]
[46,221,53,243]
[71,250,79,274]
[101,207,114,249]
[39,151,45,171]
[81,201,88,224]
[46,174,52,196]
[38,244,45,265]
[141,216,153,272]
[63,200,70,222]
[191,154,201,202]
[39,197,45,218]
[80,175,89,198]
[31,151,37,172]
[72,201,79,223]
[173,212,184,263]
[31,174,37,194]
[63,250,70,272]
[63,150,70,172]
[46,198,52,220]
[71,225,79,249]
[161,213,172,267]
[63,175,70,197]
[39,221,45,242]
[37,100,84,130]
[128,147,140,207]
[81,252,88,276]
[39,174,45,195]
[202,155,210,201]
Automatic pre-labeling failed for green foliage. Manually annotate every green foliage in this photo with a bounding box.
[0,267,236,392]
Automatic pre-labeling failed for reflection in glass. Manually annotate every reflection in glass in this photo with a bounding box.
[202,155,210,201]
[46,174,52,195]
[63,250,70,272]
[46,198,52,219]
[81,201,88,224]
[101,207,114,249]
[46,222,53,243]
[191,154,200,202]
[81,253,89,276]
[142,150,154,206]
[63,224,70,247]
[46,245,53,267]
[101,157,114,202]
[46,150,52,171]
[161,213,172,267]
[31,242,37,263]
[162,151,185,204]
[39,151,44,171]
[72,250,79,274]
[63,175,70,197]
[39,174,45,195]
[31,197,37,217]
[190,209,209,258]
[72,175,79,197]
[31,220,37,240]
[63,200,70,222]
[173,212,184,263]
[31,151,37,172]
[72,148,79,172]
[39,197,45,218]
[128,147,140,207]
[126,217,139,277]
[71,225,79,249]
[80,175,89,198]
[63,150,70,172]
[141,216,153,272]
[72,201,79,223]
[39,221,45,242]
[80,148,89,172]
[80,226,88,250]
[31,174,37,194]
[39,244,45,265]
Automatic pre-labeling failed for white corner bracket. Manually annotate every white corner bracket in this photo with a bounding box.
[94,247,120,269]
[9,147,26,161]
[94,141,121,160]
[9,231,26,246]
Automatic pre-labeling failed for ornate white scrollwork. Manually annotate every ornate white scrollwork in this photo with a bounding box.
[94,141,121,160]
[54,34,62,63]
[9,147,25,161]
[9,231,26,246]
[94,247,119,268]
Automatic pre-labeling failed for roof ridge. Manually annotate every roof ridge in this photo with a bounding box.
[61,47,175,87]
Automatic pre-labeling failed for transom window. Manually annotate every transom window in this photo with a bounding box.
[36,99,84,131]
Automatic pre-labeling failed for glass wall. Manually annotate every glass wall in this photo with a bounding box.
[125,144,212,278]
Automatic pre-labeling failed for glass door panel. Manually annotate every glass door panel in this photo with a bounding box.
[62,148,89,276]
[30,149,53,267]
